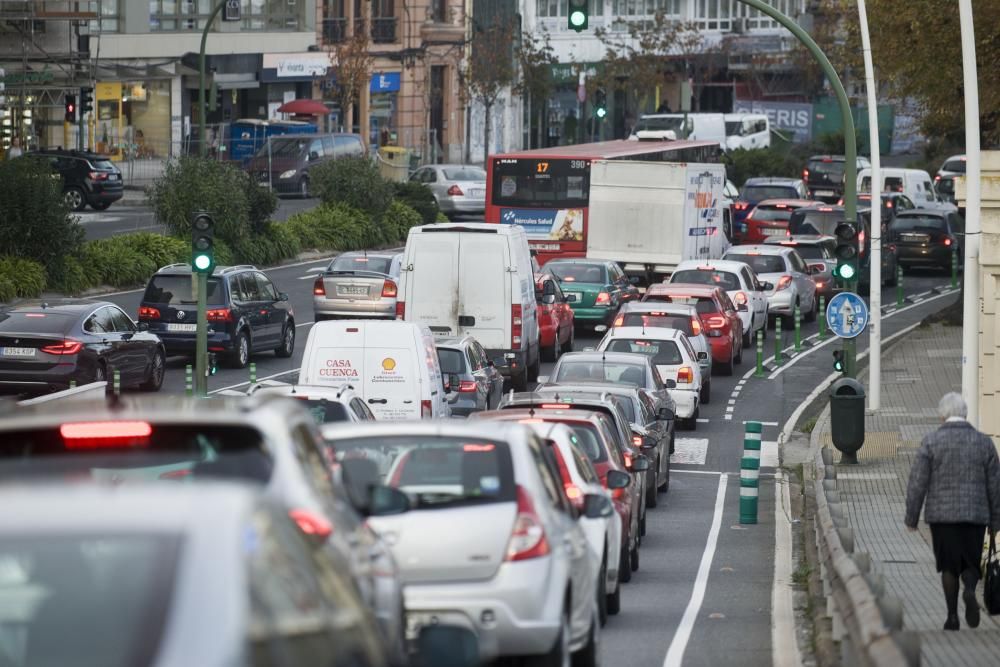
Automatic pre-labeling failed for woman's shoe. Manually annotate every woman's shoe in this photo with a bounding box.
[964,588,981,628]
[944,615,960,631]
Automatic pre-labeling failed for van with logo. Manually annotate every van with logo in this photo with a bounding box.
[298,320,451,419]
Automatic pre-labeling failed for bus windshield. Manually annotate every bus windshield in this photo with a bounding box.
[491,158,590,208]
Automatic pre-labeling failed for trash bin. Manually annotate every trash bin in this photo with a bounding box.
[378,146,410,183]
[829,377,866,464]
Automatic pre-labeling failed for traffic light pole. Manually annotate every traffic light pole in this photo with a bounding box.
[195,271,209,397]
[198,1,229,157]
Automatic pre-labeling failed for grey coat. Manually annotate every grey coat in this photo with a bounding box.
[904,420,1000,529]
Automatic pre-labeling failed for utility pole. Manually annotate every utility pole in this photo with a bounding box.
[199,0,241,156]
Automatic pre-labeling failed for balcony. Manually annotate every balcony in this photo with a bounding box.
[371,16,397,43]
[322,17,347,43]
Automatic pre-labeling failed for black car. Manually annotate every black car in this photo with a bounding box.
[887,210,964,273]
[0,299,165,395]
[803,155,872,203]
[138,264,295,368]
[27,149,124,212]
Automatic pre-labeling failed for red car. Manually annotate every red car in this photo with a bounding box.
[742,199,815,244]
[534,273,575,361]
[642,283,743,375]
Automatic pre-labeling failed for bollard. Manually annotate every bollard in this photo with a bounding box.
[818,295,826,339]
[951,249,959,289]
[755,329,765,378]
[69,380,77,389]
[249,362,257,385]
[794,305,802,353]
[112,369,121,396]
[185,364,193,397]
[774,317,783,365]
[740,421,762,524]
[896,266,904,307]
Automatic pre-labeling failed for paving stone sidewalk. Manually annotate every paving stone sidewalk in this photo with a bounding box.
[814,323,1000,666]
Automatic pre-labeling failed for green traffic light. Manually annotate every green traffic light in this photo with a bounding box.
[838,263,856,280]
[596,107,607,119]
[193,254,212,271]
[569,10,586,26]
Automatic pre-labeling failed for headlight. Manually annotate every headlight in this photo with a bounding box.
[279,169,297,179]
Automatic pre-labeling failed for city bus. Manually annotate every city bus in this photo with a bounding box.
[485,139,722,264]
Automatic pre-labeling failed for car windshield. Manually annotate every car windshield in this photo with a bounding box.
[553,360,648,386]
[743,185,797,201]
[328,436,515,509]
[671,269,740,291]
[620,312,693,335]
[942,159,966,174]
[605,339,683,365]
[633,116,685,133]
[807,159,845,176]
[725,253,786,274]
[437,349,466,374]
[547,263,607,284]
[643,293,719,315]
[257,138,308,158]
[328,255,392,274]
[143,275,225,306]
[442,167,486,181]
[750,206,796,222]
[0,533,180,667]
[0,424,273,484]
[891,216,947,233]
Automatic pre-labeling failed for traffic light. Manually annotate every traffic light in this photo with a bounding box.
[832,350,845,373]
[568,0,588,32]
[191,212,215,274]
[833,220,859,283]
[595,88,607,119]
[64,94,77,123]
[79,86,93,116]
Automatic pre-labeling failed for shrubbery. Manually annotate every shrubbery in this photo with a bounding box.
[393,181,440,225]
[285,200,423,253]
[311,157,395,221]
[0,256,47,301]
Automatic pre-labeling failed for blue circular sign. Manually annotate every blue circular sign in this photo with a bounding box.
[825,292,869,339]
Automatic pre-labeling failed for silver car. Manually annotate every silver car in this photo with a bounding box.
[724,244,818,326]
[321,420,608,666]
[436,335,504,417]
[409,164,487,218]
[313,251,403,320]
[764,235,838,299]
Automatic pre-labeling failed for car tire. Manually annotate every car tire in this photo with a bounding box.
[525,606,571,667]
[298,177,309,198]
[572,614,599,667]
[91,201,112,211]
[701,379,711,404]
[64,187,87,212]
[646,466,658,508]
[659,456,671,494]
[618,541,632,583]
[93,360,108,384]
[735,339,743,364]
[274,322,295,358]
[228,330,250,369]
[561,325,575,354]
[720,350,734,376]
[630,540,640,572]
[597,557,608,627]
[805,296,818,322]
[139,349,165,392]
[606,578,621,616]
[742,328,752,348]
[639,507,647,537]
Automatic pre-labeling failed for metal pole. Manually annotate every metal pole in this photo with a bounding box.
[858,0,881,410]
[199,1,229,158]
[195,271,209,397]
[819,295,827,339]
[958,0,981,427]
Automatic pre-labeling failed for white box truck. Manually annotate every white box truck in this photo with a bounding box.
[585,160,731,284]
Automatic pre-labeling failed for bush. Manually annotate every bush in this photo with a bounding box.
[0,256,47,300]
[122,233,188,268]
[0,157,85,272]
[82,238,159,288]
[435,211,450,222]
[47,255,94,296]
[723,148,801,188]
[393,181,439,225]
[383,201,423,242]
[231,222,302,267]
[310,157,395,220]
[286,204,381,252]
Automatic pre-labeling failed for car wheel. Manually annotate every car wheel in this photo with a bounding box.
[597,556,608,627]
[91,201,112,211]
[659,456,671,494]
[701,379,711,404]
[572,613,599,667]
[630,540,640,572]
[742,328,752,348]
[561,324,575,353]
[64,187,86,212]
[784,299,798,328]
[93,361,107,384]
[735,338,743,364]
[274,322,295,358]
[646,465,658,508]
[639,507,647,537]
[140,349,165,392]
[298,177,309,198]
[228,330,250,369]
[720,349,734,376]
[606,577,621,615]
[618,540,632,583]
[525,606,571,667]
[805,295,818,322]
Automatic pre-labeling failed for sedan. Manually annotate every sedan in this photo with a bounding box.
[410,164,487,218]
[0,299,165,396]
[436,334,504,416]
[724,245,818,326]
[543,351,670,407]
[313,251,403,321]
[535,273,575,361]
[888,210,964,273]
[545,259,640,329]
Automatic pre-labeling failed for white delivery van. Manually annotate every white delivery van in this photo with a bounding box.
[298,320,450,420]
[857,167,958,214]
[629,113,727,148]
[397,223,540,391]
[724,113,771,151]
[586,160,731,284]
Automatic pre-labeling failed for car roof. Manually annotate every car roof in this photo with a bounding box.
[604,326,685,341]
[248,381,356,400]
[436,335,476,347]
[645,283,720,296]
[764,235,833,246]
[476,408,609,424]
[743,177,802,186]
[431,164,485,171]
[29,149,109,160]
[893,209,948,219]
[0,298,103,315]
[727,244,789,256]
[152,264,259,277]
[545,258,610,266]
[621,301,697,313]
[675,259,750,273]
[753,198,814,207]
[335,251,397,260]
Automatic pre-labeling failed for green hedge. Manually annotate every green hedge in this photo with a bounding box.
[311,157,395,221]
[0,256,47,301]
[383,200,423,241]
[393,181,439,226]
[286,201,423,253]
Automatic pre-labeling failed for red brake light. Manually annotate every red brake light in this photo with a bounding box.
[60,421,152,449]
[690,317,702,336]
[447,185,464,196]
[886,201,894,208]
[802,168,809,180]
[511,304,523,347]
[381,279,397,298]
[735,202,749,210]
[421,399,432,418]
[313,276,326,296]
[540,403,571,409]
[138,306,160,320]
[505,486,550,561]
[632,435,643,447]
[776,276,793,291]
[595,291,611,305]
[704,314,727,329]
[41,341,83,355]
[613,314,624,326]
[564,483,584,509]
[395,301,405,320]
[458,380,478,393]
[206,308,233,322]
[289,509,333,539]
[944,237,953,246]
[677,366,694,383]
[623,451,633,468]
[89,171,109,181]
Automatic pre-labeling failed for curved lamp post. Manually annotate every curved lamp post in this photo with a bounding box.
[199,1,230,157]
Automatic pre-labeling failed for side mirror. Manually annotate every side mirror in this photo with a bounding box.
[664,379,677,389]
[416,625,480,667]
[658,406,675,421]
[606,469,631,489]
[629,276,641,285]
[542,294,557,305]
[278,292,289,301]
[761,281,774,291]
[582,494,614,519]
[593,325,607,333]
[738,303,749,312]
[632,455,651,472]
[309,151,320,161]
[369,485,410,516]
[697,351,708,361]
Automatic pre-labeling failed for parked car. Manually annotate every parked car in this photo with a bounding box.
[246,380,378,424]
[733,177,810,229]
[435,334,504,416]
[739,198,815,244]
[313,251,403,321]
[26,148,123,211]
[409,164,487,218]
[888,210,964,273]
[764,236,838,299]
[544,258,640,329]
[642,284,744,375]
[724,244,818,325]
[803,154,871,203]
[245,132,365,196]
[535,272,575,361]
[139,263,295,369]
[0,299,164,395]
[669,259,769,348]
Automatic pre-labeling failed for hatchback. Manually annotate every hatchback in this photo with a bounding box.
[642,284,743,375]
[544,259,639,329]
[535,273,575,361]
[248,380,378,424]
[313,251,403,321]
[888,210,964,273]
[27,148,124,211]
[724,245,818,325]
[139,264,295,368]
[803,155,871,203]
[0,299,165,396]
[740,198,815,244]
[732,178,810,227]
[435,334,504,416]
[669,259,769,348]
[410,164,488,218]
[765,236,838,299]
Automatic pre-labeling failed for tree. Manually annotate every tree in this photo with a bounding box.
[464,16,518,159]
[327,20,374,134]
[516,29,557,148]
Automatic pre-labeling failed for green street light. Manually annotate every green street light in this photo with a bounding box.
[191,212,215,274]
[833,220,859,284]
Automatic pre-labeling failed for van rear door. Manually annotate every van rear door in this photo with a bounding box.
[363,345,420,420]
[404,232,460,335]
[457,232,511,348]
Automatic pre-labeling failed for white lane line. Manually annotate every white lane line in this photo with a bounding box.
[672,469,777,477]
[914,290,932,298]
[696,418,710,423]
[772,471,802,667]
[662,474,729,667]
[724,414,733,421]
[760,441,779,468]
[727,398,737,406]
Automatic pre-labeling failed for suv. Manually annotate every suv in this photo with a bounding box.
[138,264,295,368]
[803,155,872,203]
[27,149,124,211]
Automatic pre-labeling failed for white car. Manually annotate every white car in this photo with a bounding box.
[669,259,769,348]
[596,326,703,427]
[723,245,818,326]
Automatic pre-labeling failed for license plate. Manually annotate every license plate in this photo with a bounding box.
[1,347,36,358]
[815,190,834,197]
[338,285,369,296]
[469,189,484,198]
[107,173,119,181]
[166,323,197,332]
[530,243,560,251]
[566,292,583,303]
[762,228,785,236]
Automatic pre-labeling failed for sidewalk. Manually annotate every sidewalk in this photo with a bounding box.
[814,323,1000,665]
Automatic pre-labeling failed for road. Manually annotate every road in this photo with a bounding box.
[91,262,957,666]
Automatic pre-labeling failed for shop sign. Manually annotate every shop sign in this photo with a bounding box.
[550,62,602,85]
[733,99,813,142]
[0,70,55,85]
[370,72,400,93]
[275,57,329,78]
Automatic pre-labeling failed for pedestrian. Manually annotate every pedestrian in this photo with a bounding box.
[6,136,23,159]
[904,392,1000,630]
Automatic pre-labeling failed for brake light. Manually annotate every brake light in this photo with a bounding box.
[458,380,478,392]
[505,486,550,561]
[595,292,611,305]
[421,399,432,418]
[206,308,233,322]
[886,201,894,208]
[88,171,109,181]
[690,317,702,336]
[540,403,571,409]
[289,509,333,539]
[313,277,326,296]
[677,366,694,383]
[944,237,953,246]
[887,244,897,253]
[564,483,584,510]
[775,203,788,209]
[60,421,152,449]
[802,168,809,181]
[447,184,464,196]
[632,435,643,447]
[381,279,397,298]
[511,304,523,347]
[735,202,749,211]
[776,276,793,291]
[704,314,727,329]
[734,291,748,305]
[395,302,405,320]
[41,341,83,355]
[463,443,495,452]
[138,306,160,320]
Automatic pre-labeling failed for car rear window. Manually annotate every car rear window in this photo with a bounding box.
[725,253,786,274]
[442,167,486,181]
[437,348,466,374]
[780,245,825,260]
[560,423,607,463]
[890,216,947,233]
[620,312,693,335]
[936,177,955,195]
[0,423,273,484]
[807,159,845,176]
[546,263,607,284]
[0,312,75,334]
[749,205,796,222]
[328,255,392,274]
[605,338,683,365]
[143,275,225,306]
[643,293,719,315]
[671,269,740,291]
[0,533,180,667]
[295,398,351,425]
[553,360,647,386]
[329,436,515,508]
[90,159,117,171]
[942,159,966,174]
[788,209,841,236]
[742,185,798,201]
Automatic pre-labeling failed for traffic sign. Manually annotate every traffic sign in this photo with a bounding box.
[826,292,868,339]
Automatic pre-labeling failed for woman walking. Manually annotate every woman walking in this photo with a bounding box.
[905,392,1000,630]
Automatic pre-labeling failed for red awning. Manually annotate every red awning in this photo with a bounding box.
[276,99,330,116]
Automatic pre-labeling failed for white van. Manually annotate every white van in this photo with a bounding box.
[397,223,541,391]
[629,113,727,148]
[298,320,451,420]
[724,113,771,151]
[857,167,958,214]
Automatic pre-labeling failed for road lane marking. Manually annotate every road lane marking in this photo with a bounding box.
[209,368,297,394]
[662,473,729,667]
[760,441,779,468]
[670,438,709,466]
[696,418,710,423]
[772,470,802,667]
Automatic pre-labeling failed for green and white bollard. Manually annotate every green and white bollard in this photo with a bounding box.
[896,266,904,307]
[69,380,77,389]
[773,317,782,365]
[740,421,762,524]
[185,364,193,397]
[794,306,802,353]
[818,295,826,339]
[755,329,765,378]
[951,250,959,289]
[249,362,257,385]
[112,369,121,396]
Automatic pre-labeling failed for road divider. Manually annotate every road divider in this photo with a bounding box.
[740,421,761,524]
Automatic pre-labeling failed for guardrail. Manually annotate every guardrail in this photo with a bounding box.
[812,444,919,666]
[16,382,107,406]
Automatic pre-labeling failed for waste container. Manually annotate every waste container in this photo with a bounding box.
[829,377,866,464]
[378,146,410,183]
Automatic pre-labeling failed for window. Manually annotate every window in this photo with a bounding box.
[90,0,120,32]
[612,0,680,17]
[370,0,397,42]
[431,0,448,22]
[529,439,568,511]
[109,307,136,332]
[240,273,262,301]
[254,273,278,301]
[84,307,116,334]
[694,0,800,31]
[150,0,303,31]
[539,0,604,18]
[333,135,364,157]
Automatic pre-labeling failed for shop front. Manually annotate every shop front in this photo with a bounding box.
[369,71,400,146]
[91,79,173,161]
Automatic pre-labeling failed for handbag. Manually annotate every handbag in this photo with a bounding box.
[985,531,1000,615]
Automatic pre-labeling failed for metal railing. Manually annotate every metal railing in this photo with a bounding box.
[322,17,347,43]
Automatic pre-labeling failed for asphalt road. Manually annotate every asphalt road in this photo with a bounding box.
[92,264,957,666]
